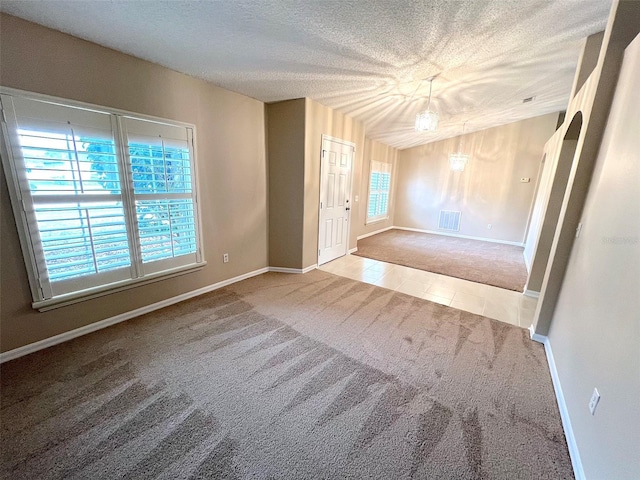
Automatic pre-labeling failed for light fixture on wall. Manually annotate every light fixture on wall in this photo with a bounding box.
[449,122,470,172]
[414,78,439,132]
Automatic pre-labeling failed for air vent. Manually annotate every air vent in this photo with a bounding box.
[438,210,461,231]
[522,96,536,104]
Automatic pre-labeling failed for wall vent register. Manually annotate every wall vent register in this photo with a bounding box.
[438,210,461,232]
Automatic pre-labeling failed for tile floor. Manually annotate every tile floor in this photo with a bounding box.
[318,254,538,329]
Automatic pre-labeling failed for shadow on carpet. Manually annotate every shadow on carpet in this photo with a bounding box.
[0,270,572,479]
[354,229,528,291]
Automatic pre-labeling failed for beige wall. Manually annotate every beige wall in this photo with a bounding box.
[526,1,640,478]
[525,32,605,292]
[266,99,306,268]
[0,15,268,352]
[547,30,640,479]
[532,0,639,338]
[303,98,366,268]
[395,114,558,244]
[352,138,398,239]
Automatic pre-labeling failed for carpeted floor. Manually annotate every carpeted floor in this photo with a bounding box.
[0,270,572,479]
[354,230,529,292]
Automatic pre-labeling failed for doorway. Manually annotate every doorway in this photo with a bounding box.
[526,113,583,293]
[318,135,354,265]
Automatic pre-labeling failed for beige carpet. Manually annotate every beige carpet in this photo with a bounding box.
[355,230,528,291]
[1,270,571,479]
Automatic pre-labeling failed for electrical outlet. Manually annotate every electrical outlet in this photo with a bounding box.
[223,253,229,263]
[520,177,531,183]
[487,224,492,230]
[589,388,600,415]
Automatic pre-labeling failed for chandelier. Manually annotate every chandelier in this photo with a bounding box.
[449,122,470,172]
[414,78,439,132]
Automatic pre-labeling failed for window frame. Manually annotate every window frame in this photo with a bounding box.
[366,160,393,224]
[0,87,206,311]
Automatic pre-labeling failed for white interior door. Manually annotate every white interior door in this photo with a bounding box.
[318,137,353,265]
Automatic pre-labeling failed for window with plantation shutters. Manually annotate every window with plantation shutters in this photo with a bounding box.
[0,91,204,310]
[367,160,392,223]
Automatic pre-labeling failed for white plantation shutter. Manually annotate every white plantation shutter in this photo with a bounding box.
[3,95,131,298]
[0,92,203,306]
[122,117,199,275]
[367,161,392,222]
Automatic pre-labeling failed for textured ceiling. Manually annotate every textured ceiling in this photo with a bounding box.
[1,1,611,149]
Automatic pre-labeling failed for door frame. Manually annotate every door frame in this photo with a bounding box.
[317,134,356,266]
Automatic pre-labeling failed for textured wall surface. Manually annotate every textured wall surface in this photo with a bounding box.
[0,15,268,352]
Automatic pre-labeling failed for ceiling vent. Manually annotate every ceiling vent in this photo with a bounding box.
[522,96,536,104]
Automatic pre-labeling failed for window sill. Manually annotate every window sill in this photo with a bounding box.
[32,262,207,312]
[365,217,389,226]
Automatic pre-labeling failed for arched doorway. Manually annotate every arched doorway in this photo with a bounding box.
[526,113,583,294]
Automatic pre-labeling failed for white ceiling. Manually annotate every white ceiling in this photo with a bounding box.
[1,1,611,149]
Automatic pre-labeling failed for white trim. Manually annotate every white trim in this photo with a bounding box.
[319,134,357,149]
[365,216,390,225]
[393,226,524,247]
[524,289,540,298]
[268,267,302,274]
[366,160,392,224]
[523,251,532,273]
[269,264,318,274]
[0,86,196,129]
[318,135,355,266]
[529,329,585,480]
[357,226,394,240]
[528,324,546,344]
[1,263,333,363]
[0,88,206,309]
[348,247,358,254]
[34,262,207,312]
[364,217,390,226]
[0,267,269,364]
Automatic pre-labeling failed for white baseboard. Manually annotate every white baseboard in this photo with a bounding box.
[0,267,270,364]
[348,247,358,254]
[524,289,540,298]
[393,226,524,247]
[269,267,302,274]
[269,264,317,274]
[528,324,546,344]
[356,226,394,240]
[529,328,585,480]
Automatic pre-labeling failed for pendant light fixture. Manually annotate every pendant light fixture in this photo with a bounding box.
[414,78,439,132]
[449,122,470,172]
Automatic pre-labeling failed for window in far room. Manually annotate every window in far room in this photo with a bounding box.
[367,160,392,223]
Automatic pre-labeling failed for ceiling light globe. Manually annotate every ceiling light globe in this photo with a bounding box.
[415,110,439,132]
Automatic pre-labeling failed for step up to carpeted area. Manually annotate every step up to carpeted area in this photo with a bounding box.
[354,229,528,292]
